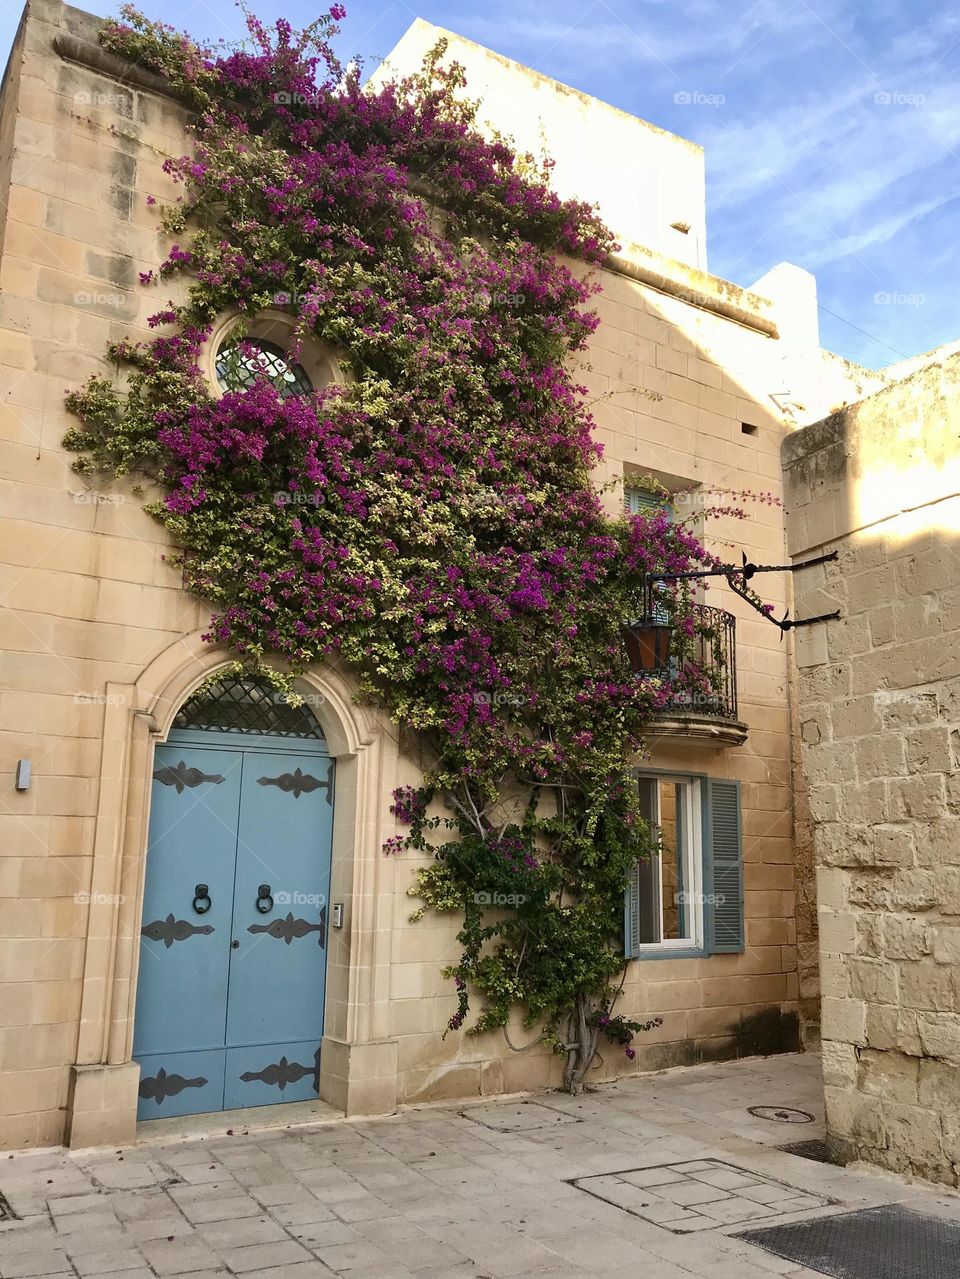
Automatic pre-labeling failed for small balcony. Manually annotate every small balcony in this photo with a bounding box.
[624,596,748,748]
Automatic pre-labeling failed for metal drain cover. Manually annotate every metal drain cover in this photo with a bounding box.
[740,1204,960,1279]
[779,1139,836,1164]
[747,1105,814,1123]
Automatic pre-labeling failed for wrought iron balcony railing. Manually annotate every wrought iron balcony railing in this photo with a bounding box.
[624,599,739,722]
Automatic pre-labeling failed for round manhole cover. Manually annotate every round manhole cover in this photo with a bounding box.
[748,1105,815,1124]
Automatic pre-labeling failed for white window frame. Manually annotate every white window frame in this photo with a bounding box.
[635,773,704,953]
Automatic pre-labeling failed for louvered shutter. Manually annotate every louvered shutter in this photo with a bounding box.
[706,778,744,953]
[625,859,643,958]
[626,489,673,628]
[625,488,673,520]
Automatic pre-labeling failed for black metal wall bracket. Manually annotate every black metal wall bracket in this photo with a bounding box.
[645,550,841,637]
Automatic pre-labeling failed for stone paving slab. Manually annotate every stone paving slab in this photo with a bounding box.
[2,1054,960,1277]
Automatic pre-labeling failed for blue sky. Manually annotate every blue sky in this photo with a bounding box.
[3,0,958,367]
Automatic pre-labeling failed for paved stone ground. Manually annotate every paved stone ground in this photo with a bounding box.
[3,1053,960,1278]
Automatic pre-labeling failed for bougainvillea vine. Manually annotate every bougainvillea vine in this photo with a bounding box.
[65,5,763,1090]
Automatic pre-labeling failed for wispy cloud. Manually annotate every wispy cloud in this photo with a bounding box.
[455,0,833,78]
[699,15,960,285]
[809,190,960,265]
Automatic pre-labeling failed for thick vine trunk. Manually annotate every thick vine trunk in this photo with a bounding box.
[562,991,601,1093]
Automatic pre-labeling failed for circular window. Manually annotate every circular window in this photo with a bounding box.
[214,338,313,397]
[206,310,346,401]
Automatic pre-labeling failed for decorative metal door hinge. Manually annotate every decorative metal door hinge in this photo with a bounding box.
[256,762,333,802]
[239,1047,321,1092]
[138,1068,208,1104]
[153,760,225,792]
[141,913,215,948]
[247,910,326,946]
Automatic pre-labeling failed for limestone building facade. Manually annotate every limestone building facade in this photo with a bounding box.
[0,0,872,1149]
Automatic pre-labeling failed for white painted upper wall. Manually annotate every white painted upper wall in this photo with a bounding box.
[369,19,707,269]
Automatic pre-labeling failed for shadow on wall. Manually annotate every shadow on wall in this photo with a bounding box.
[783,350,960,1185]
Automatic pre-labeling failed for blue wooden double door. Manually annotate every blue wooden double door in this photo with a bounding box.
[133,730,335,1120]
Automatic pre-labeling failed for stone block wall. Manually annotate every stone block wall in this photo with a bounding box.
[783,350,960,1184]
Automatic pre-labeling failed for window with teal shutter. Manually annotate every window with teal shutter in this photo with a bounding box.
[625,772,702,958]
[625,771,744,959]
[704,778,745,953]
[625,489,673,629]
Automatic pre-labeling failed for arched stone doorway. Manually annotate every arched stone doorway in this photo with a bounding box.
[133,673,335,1120]
[65,634,400,1148]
